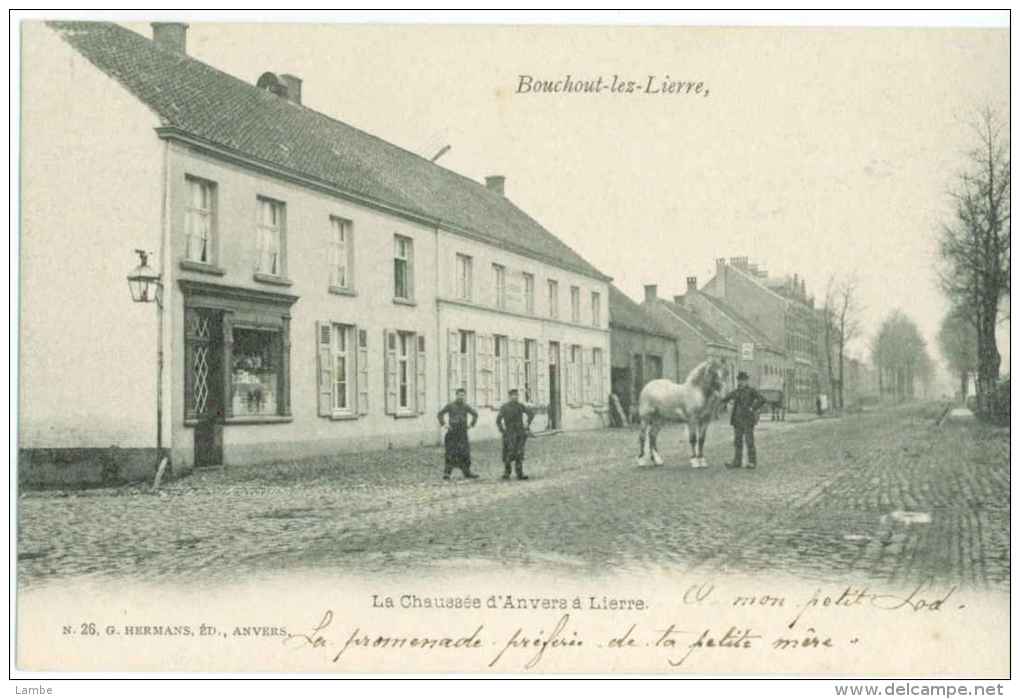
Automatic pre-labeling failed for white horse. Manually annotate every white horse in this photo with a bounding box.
[636,359,727,468]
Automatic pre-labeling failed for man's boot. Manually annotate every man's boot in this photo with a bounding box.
[515,460,528,480]
[502,463,511,480]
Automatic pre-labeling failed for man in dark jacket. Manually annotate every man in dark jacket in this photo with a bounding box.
[437,388,479,480]
[720,371,767,469]
[496,389,535,480]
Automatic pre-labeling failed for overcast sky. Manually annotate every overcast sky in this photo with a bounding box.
[128,20,1008,377]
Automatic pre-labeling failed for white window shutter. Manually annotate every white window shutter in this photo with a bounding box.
[357,328,369,415]
[317,321,333,417]
[601,350,610,406]
[581,347,591,404]
[478,335,490,407]
[415,334,427,414]
[536,341,547,406]
[471,334,481,407]
[384,329,398,415]
[564,357,574,407]
[448,329,460,401]
[510,339,522,392]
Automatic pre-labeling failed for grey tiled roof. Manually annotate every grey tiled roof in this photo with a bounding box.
[48,21,609,281]
[652,299,736,348]
[694,292,786,354]
[608,285,675,338]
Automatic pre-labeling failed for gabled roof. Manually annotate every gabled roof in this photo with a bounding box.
[48,21,610,282]
[692,292,786,355]
[649,298,736,349]
[608,285,675,338]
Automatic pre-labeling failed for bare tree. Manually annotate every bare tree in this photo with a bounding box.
[937,106,1010,417]
[822,273,862,409]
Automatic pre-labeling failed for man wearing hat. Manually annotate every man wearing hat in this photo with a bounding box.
[719,370,767,469]
[496,388,535,480]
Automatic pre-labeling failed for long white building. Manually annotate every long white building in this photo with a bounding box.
[20,21,612,485]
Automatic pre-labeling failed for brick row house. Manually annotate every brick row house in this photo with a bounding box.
[672,277,789,394]
[700,257,824,412]
[608,285,680,421]
[20,22,611,484]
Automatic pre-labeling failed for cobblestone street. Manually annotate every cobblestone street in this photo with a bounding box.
[17,403,1009,591]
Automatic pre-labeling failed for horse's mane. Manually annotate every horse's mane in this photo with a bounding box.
[685,360,720,393]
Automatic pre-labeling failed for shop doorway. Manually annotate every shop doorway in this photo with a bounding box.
[190,309,224,467]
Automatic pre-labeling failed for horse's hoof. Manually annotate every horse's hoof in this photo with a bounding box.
[699,458,709,468]
[636,457,649,467]
[652,453,664,466]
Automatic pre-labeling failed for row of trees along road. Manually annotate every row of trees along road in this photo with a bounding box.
[937,107,1010,416]
[822,274,861,410]
[871,310,934,401]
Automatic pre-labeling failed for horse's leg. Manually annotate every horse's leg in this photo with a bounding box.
[650,420,664,466]
[688,423,699,467]
[636,417,649,467]
[697,422,709,467]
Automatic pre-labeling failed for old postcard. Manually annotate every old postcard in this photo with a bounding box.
[14,14,1010,677]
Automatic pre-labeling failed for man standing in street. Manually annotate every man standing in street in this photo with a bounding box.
[720,371,767,470]
[437,388,479,480]
[496,388,535,480]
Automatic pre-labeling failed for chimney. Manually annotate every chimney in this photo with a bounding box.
[151,22,188,55]
[686,276,698,292]
[485,175,506,196]
[279,74,303,105]
[644,284,658,303]
[730,256,749,271]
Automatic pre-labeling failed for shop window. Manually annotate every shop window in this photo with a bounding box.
[231,328,281,417]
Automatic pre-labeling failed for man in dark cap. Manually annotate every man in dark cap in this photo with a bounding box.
[496,388,535,480]
[437,388,479,480]
[720,370,767,469]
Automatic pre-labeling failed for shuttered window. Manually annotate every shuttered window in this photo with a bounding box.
[385,329,425,416]
[317,321,366,418]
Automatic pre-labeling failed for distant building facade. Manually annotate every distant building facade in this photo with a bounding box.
[673,277,790,397]
[701,257,823,412]
[608,285,681,420]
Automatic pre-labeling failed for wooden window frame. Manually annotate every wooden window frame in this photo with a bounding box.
[254,196,288,281]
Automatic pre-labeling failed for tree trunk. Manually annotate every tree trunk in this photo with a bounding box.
[959,371,968,404]
[975,304,1001,417]
[837,342,846,409]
